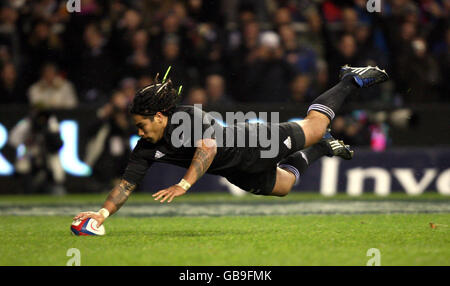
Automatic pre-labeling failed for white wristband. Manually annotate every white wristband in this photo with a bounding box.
[98,208,110,219]
[177,179,191,191]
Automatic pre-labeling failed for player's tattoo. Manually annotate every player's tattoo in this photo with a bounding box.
[106,180,136,210]
[191,143,216,181]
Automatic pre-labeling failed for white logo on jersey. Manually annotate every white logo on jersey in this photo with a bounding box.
[155,150,165,159]
[283,136,292,149]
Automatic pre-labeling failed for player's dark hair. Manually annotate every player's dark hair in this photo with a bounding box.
[129,76,181,119]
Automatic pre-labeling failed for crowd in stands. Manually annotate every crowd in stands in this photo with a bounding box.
[0,0,448,147]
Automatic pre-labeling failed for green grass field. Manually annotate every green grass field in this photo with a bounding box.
[0,193,449,266]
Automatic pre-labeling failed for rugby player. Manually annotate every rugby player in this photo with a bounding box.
[74,65,388,225]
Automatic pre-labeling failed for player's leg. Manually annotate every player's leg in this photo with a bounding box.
[260,65,388,197]
[294,66,388,148]
[270,134,353,196]
[270,167,296,197]
[296,111,330,148]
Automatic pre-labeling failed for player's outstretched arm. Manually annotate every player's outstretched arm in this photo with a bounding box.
[153,138,217,203]
[73,179,137,226]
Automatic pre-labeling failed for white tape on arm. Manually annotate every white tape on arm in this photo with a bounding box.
[177,179,191,191]
[98,208,110,219]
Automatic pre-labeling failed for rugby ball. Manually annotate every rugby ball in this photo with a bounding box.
[71,218,105,236]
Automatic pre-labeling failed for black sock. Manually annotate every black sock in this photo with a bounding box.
[279,142,329,184]
[300,142,330,166]
[307,77,358,121]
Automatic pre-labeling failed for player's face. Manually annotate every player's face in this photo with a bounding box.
[133,114,166,144]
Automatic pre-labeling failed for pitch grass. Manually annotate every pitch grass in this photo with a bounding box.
[0,193,449,266]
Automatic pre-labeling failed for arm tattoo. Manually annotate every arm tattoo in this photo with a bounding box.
[105,180,136,210]
[191,145,216,181]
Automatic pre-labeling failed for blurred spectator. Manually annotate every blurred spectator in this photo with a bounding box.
[273,7,292,29]
[151,11,191,62]
[172,1,193,28]
[227,19,260,99]
[141,0,177,29]
[397,37,441,102]
[137,74,154,90]
[8,108,65,195]
[236,30,295,102]
[153,34,188,88]
[328,33,361,86]
[28,62,78,109]
[23,20,63,86]
[191,23,226,77]
[185,86,207,105]
[223,1,269,28]
[32,0,66,22]
[331,114,371,147]
[289,74,312,103]
[0,4,20,67]
[321,0,342,23]
[279,23,317,75]
[110,8,143,62]
[84,90,134,192]
[0,45,11,65]
[205,74,233,106]
[119,77,137,103]
[298,8,326,59]
[125,29,152,78]
[341,7,358,35]
[227,5,258,51]
[315,59,329,94]
[353,22,388,69]
[0,61,26,104]
[73,23,114,103]
[186,0,223,24]
[235,19,260,55]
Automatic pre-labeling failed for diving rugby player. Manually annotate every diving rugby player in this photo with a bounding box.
[74,65,388,225]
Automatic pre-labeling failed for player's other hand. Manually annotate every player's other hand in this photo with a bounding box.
[153,185,186,203]
[73,211,106,226]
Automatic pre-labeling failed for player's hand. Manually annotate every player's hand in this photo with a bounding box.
[73,211,106,227]
[153,185,186,203]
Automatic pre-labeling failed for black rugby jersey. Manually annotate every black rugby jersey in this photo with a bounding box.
[122,105,282,185]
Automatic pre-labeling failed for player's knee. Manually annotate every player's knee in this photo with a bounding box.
[304,127,324,146]
[270,185,293,197]
[297,117,328,147]
[276,190,290,197]
[278,188,292,197]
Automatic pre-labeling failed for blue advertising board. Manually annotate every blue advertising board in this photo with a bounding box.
[142,148,450,196]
